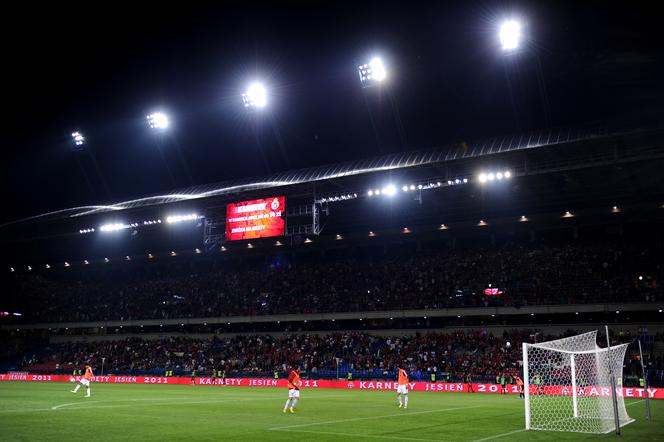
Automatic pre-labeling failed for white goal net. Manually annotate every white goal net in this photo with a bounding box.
[522,331,634,434]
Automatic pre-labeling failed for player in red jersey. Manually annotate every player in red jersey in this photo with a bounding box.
[397,366,409,409]
[71,364,93,397]
[283,365,301,413]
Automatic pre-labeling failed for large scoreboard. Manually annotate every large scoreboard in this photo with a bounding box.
[225,196,286,241]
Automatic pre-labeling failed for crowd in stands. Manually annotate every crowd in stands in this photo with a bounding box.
[6,239,663,323]
[20,330,664,383]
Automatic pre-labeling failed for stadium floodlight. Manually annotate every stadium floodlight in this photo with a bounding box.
[64,262,70,267]
[100,223,127,232]
[409,184,415,190]
[563,211,574,218]
[402,185,409,192]
[45,264,51,269]
[367,190,374,196]
[84,260,89,265]
[478,173,487,183]
[242,82,267,108]
[71,131,85,147]
[27,266,32,271]
[478,220,488,226]
[166,213,199,224]
[335,234,343,240]
[383,184,397,196]
[304,238,313,243]
[439,224,448,230]
[504,171,511,178]
[611,206,620,213]
[104,258,109,263]
[487,173,495,181]
[146,112,169,130]
[520,215,529,222]
[10,267,14,272]
[170,251,177,256]
[358,57,387,87]
[499,20,521,51]
[195,248,202,254]
[496,172,503,180]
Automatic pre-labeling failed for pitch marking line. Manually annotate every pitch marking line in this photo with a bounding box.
[471,428,526,442]
[273,428,450,441]
[471,398,647,441]
[48,393,348,411]
[270,405,484,431]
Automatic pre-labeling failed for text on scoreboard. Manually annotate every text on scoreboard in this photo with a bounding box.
[225,196,286,240]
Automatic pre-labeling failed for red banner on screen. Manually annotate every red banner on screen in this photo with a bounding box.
[225,196,286,241]
[1,374,662,399]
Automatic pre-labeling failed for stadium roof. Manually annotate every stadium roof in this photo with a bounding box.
[0,125,637,226]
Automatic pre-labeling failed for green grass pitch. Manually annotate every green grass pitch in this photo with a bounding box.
[0,382,659,441]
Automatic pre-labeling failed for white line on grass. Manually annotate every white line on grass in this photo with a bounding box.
[626,399,645,407]
[270,405,484,430]
[470,428,526,442]
[273,428,450,442]
[471,398,647,442]
[49,393,349,411]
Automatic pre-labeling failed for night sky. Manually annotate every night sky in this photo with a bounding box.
[2,1,662,224]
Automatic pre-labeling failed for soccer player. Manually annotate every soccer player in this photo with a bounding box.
[283,365,301,414]
[397,366,409,409]
[500,373,507,394]
[465,373,474,393]
[533,372,544,395]
[191,369,196,385]
[515,375,524,398]
[71,364,93,397]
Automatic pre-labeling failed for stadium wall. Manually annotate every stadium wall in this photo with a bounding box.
[1,373,662,399]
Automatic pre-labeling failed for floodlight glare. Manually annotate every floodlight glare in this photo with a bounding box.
[369,57,386,81]
[496,172,503,180]
[71,131,85,146]
[147,112,169,129]
[358,57,386,86]
[487,173,495,181]
[242,83,267,108]
[165,213,199,224]
[383,184,397,196]
[500,20,521,51]
[478,173,487,183]
[504,171,512,178]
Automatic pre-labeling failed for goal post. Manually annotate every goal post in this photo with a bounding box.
[522,331,634,434]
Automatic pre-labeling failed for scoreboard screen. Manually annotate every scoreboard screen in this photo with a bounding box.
[225,196,286,241]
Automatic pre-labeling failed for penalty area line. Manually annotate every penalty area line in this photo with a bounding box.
[472,399,646,442]
[272,428,450,442]
[269,405,484,430]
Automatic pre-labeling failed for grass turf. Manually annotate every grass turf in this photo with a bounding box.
[0,382,660,441]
